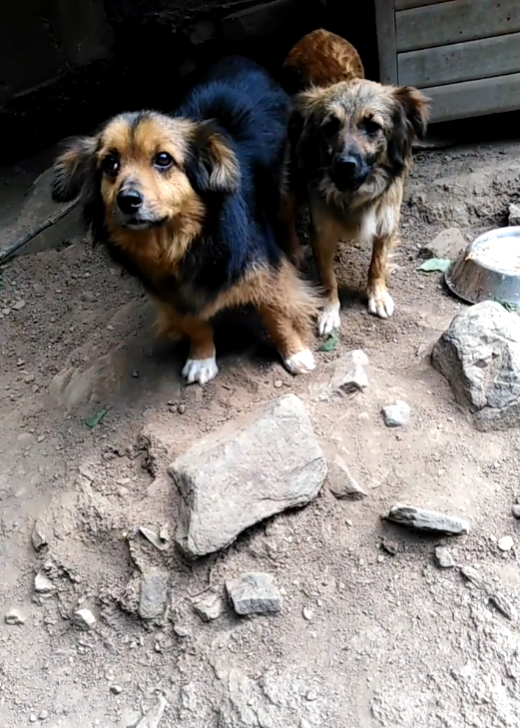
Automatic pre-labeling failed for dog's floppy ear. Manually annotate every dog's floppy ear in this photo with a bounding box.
[51,135,98,203]
[393,86,430,141]
[190,121,240,195]
[388,86,430,173]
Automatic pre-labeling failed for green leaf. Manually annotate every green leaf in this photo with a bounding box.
[418,258,451,273]
[83,407,109,428]
[319,331,340,352]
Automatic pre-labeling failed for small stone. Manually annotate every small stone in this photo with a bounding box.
[74,608,96,630]
[311,349,368,401]
[274,380,283,388]
[34,572,55,594]
[5,609,26,625]
[380,539,399,556]
[132,370,140,378]
[420,228,467,260]
[384,505,469,535]
[31,518,48,551]
[135,695,167,727]
[111,685,123,695]
[226,572,281,616]
[13,300,26,310]
[498,536,514,552]
[435,546,455,568]
[306,690,318,701]
[29,715,37,723]
[512,505,520,519]
[382,400,410,427]
[139,526,170,551]
[138,568,169,620]
[24,373,35,383]
[302,607,314,621]
[173,624,191,637]
[39,710,49,720]
[509,203,520,226]
[120,710,142,728]
[327,455,367,500]
[192,592,225,622]
[177,403,186,415]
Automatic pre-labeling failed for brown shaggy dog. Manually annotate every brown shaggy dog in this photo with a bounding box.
[283,30,430,335]
[51,57,320,385]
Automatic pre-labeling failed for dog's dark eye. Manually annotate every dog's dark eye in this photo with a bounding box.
[322,116,341,137]
[154,152,174,170]
[363,118,381,135]
[102,154,120,177]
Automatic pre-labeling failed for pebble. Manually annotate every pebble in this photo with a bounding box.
[74,608,96,630]
[192,592,225,622]
[274,380,283,388]
[34,572,55,594]
[138,568,169,620]
[39,710,49,720]
[226,572,282,616]
[327,456,367,500]
[384,504,469,535]
[302,607,314,621]
[382,400,410,427]
[177,403,186,414]
[306,690,318,701]
[13,300,26,310]
[435,546,455,568]
[29,715,37,723]
[139,526,170,551]
[512,505,520,519]
[110,684,123,695]
[31,518,48,551]
[5,609,26,625]
[380,539,399,556]
[498,536,514,552]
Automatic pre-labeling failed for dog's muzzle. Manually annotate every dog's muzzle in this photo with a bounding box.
[330,151,369,192]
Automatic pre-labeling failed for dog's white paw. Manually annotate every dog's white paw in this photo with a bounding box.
[318,302,341,336]
[182,356,219,385]
[368,289,394,319]
[284,349,316,375]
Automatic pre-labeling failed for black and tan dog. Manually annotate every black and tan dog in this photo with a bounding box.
[283,30,430,335]
[51,56,320,385]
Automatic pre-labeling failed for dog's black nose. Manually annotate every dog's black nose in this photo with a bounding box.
[117,189,143,214]
[331,152,367,191]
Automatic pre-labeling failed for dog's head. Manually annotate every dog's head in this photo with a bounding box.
[290,79,430,200]
[51,111,240,236]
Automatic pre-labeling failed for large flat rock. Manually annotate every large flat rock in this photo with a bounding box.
[169,394,327,558]
[432,301,520,431]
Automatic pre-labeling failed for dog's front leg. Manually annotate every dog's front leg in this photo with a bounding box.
[367,233,396,319]
[179,317,218,385]
[309,204,342,336]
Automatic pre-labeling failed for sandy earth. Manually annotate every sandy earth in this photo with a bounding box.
[1,138,520,728]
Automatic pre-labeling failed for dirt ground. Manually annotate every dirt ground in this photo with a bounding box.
[1,137,520,728]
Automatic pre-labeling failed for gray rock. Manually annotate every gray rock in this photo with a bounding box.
[327,456,367,500]
[420,228,467,260]
[5,609,27,625]
[498,536,514,552]
[382,400,410,427]
[138,568,169,620]
[34,572,55,594]
[509,203,520,226]
[435,546,455,568]
[432,301,520,431]
[169,394,327,558]
[31,518,48,551]
[136,695,168,728]
[139,525,170,551]
[310,349,368,401]
[512,505,520,519]
[192,592,225,622]
[385,505,469,535]
[461,566,517,621]
[135,695,167,728]
[74,607,96,630]
[226,572,281,616]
